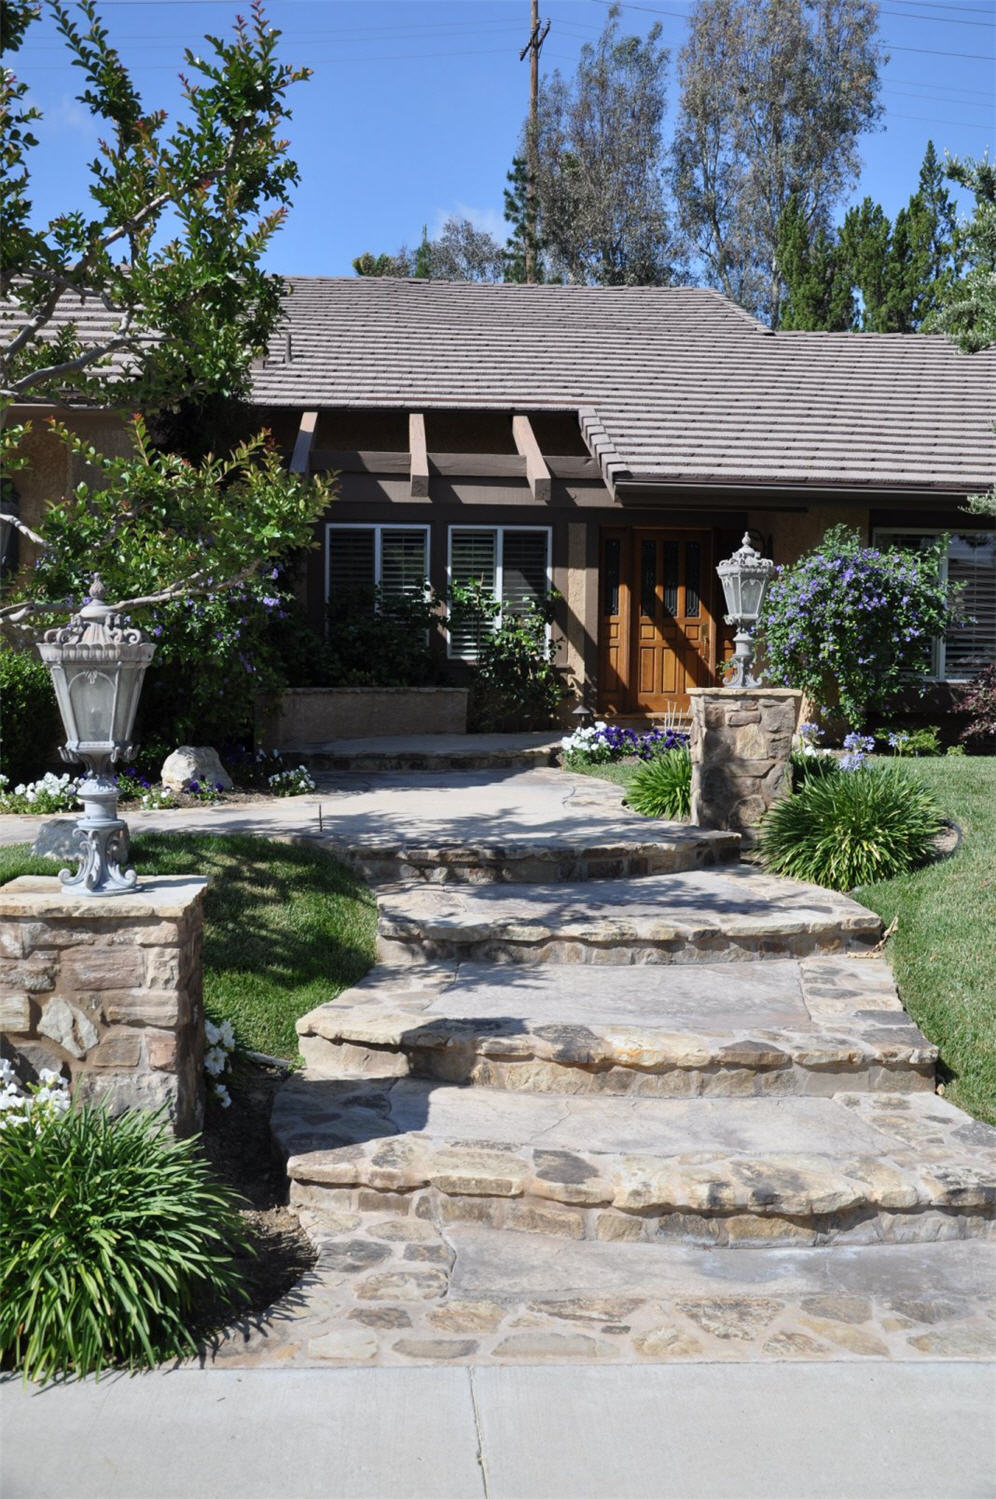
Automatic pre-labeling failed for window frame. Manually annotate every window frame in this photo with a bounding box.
[872,525,996,683]
[324,522,431,607]
[446,524,553,660]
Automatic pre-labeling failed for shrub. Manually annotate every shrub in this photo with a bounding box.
[0,1104,249,1382]
[625,747,692,820]
[878,725,942,757]
[320,585,443,688]
[0,647,61,786]
[758,764,943,892]
[450,581,567,731]
[958,664,996,751]
[759,525,954,723]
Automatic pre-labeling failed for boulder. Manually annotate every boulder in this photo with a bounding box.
[31,817,80,860]
[160,746,233,794]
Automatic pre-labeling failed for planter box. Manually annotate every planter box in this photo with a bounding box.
[258,687,469,747]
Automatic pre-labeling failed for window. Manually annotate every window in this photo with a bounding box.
[874,528,996,682]
[325,525,429,608]
[448,526,552,658]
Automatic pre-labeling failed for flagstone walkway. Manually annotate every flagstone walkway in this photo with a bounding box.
[210,764,994,1369]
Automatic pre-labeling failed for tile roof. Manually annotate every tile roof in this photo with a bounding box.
[256,277,995,496]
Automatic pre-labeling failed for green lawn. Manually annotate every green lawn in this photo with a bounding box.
[0,834,377,1061]
[851,758,996,1125]
[573,753,996,1124]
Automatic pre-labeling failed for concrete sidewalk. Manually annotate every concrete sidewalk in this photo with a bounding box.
[3,1362,994,1499]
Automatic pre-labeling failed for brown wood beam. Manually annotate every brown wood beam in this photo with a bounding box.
[289,410,318,474]
[409,412,430,498]
[512,413,552,501]
[310,449,410,475]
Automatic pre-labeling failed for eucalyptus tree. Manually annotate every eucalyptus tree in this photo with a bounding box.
[673,0,884,325]
[526,6,680,286]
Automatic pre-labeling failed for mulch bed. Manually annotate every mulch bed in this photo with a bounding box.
[195,1061,316,1344]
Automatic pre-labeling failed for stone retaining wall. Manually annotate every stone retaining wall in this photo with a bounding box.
[689,688,801,849]
[0,876,208,1134]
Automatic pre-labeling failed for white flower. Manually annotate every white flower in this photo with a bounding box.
[204,1045,228,1078]
[213,1083,232,1108]
[219,1019,235,1051]
[205,1019,221,1046]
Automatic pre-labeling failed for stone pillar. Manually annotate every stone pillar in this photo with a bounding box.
[688,688,801,850]
[0,876,209,1134]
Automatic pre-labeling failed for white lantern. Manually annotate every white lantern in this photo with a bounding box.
[715,534,775,688]
[36,576,156,895]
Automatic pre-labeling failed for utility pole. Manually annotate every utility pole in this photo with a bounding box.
[519,1,550,285]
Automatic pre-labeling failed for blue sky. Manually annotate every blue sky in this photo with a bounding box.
[13,0,996,276]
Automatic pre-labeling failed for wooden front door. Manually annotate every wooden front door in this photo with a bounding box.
[598,528,716,714]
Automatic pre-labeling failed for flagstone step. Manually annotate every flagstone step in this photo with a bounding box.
[298,733,561,773]
[307,766,738,883]
[274,1078,996,1249]
[210,1218,996,1367]
[296,957,937,1097]
[376,868,883,967]
[315,827,739,886]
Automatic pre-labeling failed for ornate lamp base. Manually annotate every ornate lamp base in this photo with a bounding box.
[723,628,764,690]
[59,776,137,896]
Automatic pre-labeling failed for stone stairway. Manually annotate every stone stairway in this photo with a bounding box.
[264,781,996,1367]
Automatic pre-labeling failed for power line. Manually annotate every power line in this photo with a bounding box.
[590,0,996,55]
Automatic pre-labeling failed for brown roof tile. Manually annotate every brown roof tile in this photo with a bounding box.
[255,278,995,495]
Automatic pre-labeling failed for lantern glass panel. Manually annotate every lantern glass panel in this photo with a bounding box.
[113,664,146,746]
[720,573,742,619]
[68,669,116,743]
[738,574,767,621]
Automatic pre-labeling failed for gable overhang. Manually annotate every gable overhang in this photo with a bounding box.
[611,478,987,510]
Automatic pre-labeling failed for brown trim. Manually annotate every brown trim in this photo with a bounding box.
[512,413,552,502]
[409,412,429,498]
[289,410,317,474]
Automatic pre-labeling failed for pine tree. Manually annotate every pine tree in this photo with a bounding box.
[776,196,854,329]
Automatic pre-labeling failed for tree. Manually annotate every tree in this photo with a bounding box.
[890,141,963,330]
[776,142,962,333]
[929,154,996,353]
[1,0,309,434]
[2,418,334,745]
[503,155,549,284]
[673,0,883,325]
[776,195,853,330]
[528,7,679,286]
[837,196,893,330]
[352,218,505,283]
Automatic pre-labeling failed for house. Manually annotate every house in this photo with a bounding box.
[6,276,994,722]
[252,277,995,719]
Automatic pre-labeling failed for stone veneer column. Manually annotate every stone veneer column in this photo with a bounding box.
[688,688,801,850]
[0,875,209,1134]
